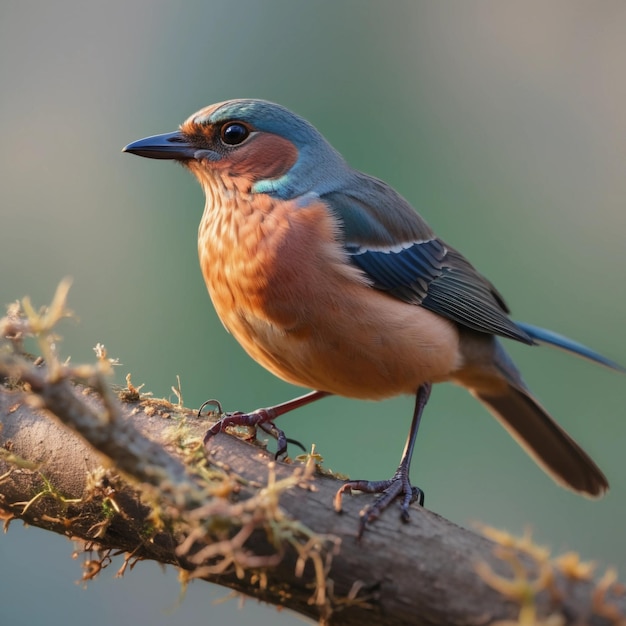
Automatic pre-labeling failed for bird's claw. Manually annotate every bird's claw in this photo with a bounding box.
[200,402,304,459]
[197,398,224,418]
[201,407,272,445]
[258,421,290,458]
[334,468,425,539]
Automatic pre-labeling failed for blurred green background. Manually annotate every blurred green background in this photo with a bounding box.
[2,2,626,624]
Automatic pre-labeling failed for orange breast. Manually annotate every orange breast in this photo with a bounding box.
[198,188,461,399]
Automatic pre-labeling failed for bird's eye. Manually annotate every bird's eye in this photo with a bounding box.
[220,122,250,146]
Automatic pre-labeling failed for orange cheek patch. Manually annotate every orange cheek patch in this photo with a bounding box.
[228,134,298,181]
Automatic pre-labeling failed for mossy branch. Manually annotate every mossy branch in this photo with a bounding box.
[1,283,625,626]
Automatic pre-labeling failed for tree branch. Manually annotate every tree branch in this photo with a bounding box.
[1,286,625,626]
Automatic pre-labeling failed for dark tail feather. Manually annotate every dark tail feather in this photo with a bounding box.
[515,321,625,373]
[471,341,609,496]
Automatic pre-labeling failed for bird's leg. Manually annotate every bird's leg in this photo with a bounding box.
[201,390,330,458]
[334,383,431,538]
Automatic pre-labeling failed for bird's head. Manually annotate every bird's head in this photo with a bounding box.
[123,99,349,199]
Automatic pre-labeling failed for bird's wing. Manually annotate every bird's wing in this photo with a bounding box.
[322,175,533,344]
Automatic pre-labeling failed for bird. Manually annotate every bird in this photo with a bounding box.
[123,99,623,535]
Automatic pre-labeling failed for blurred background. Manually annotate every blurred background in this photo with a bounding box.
[1,1,626,624]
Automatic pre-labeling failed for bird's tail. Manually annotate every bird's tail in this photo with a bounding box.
[515,321,625,373]
[470,341,609,496]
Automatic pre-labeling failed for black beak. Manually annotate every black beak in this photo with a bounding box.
[122,131,196,160]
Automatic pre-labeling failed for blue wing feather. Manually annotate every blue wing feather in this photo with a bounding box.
[349,239,445,299]
[322,179,533,343]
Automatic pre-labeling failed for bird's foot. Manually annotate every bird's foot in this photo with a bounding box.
[199,399,304,459]
[334,464,425,539]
